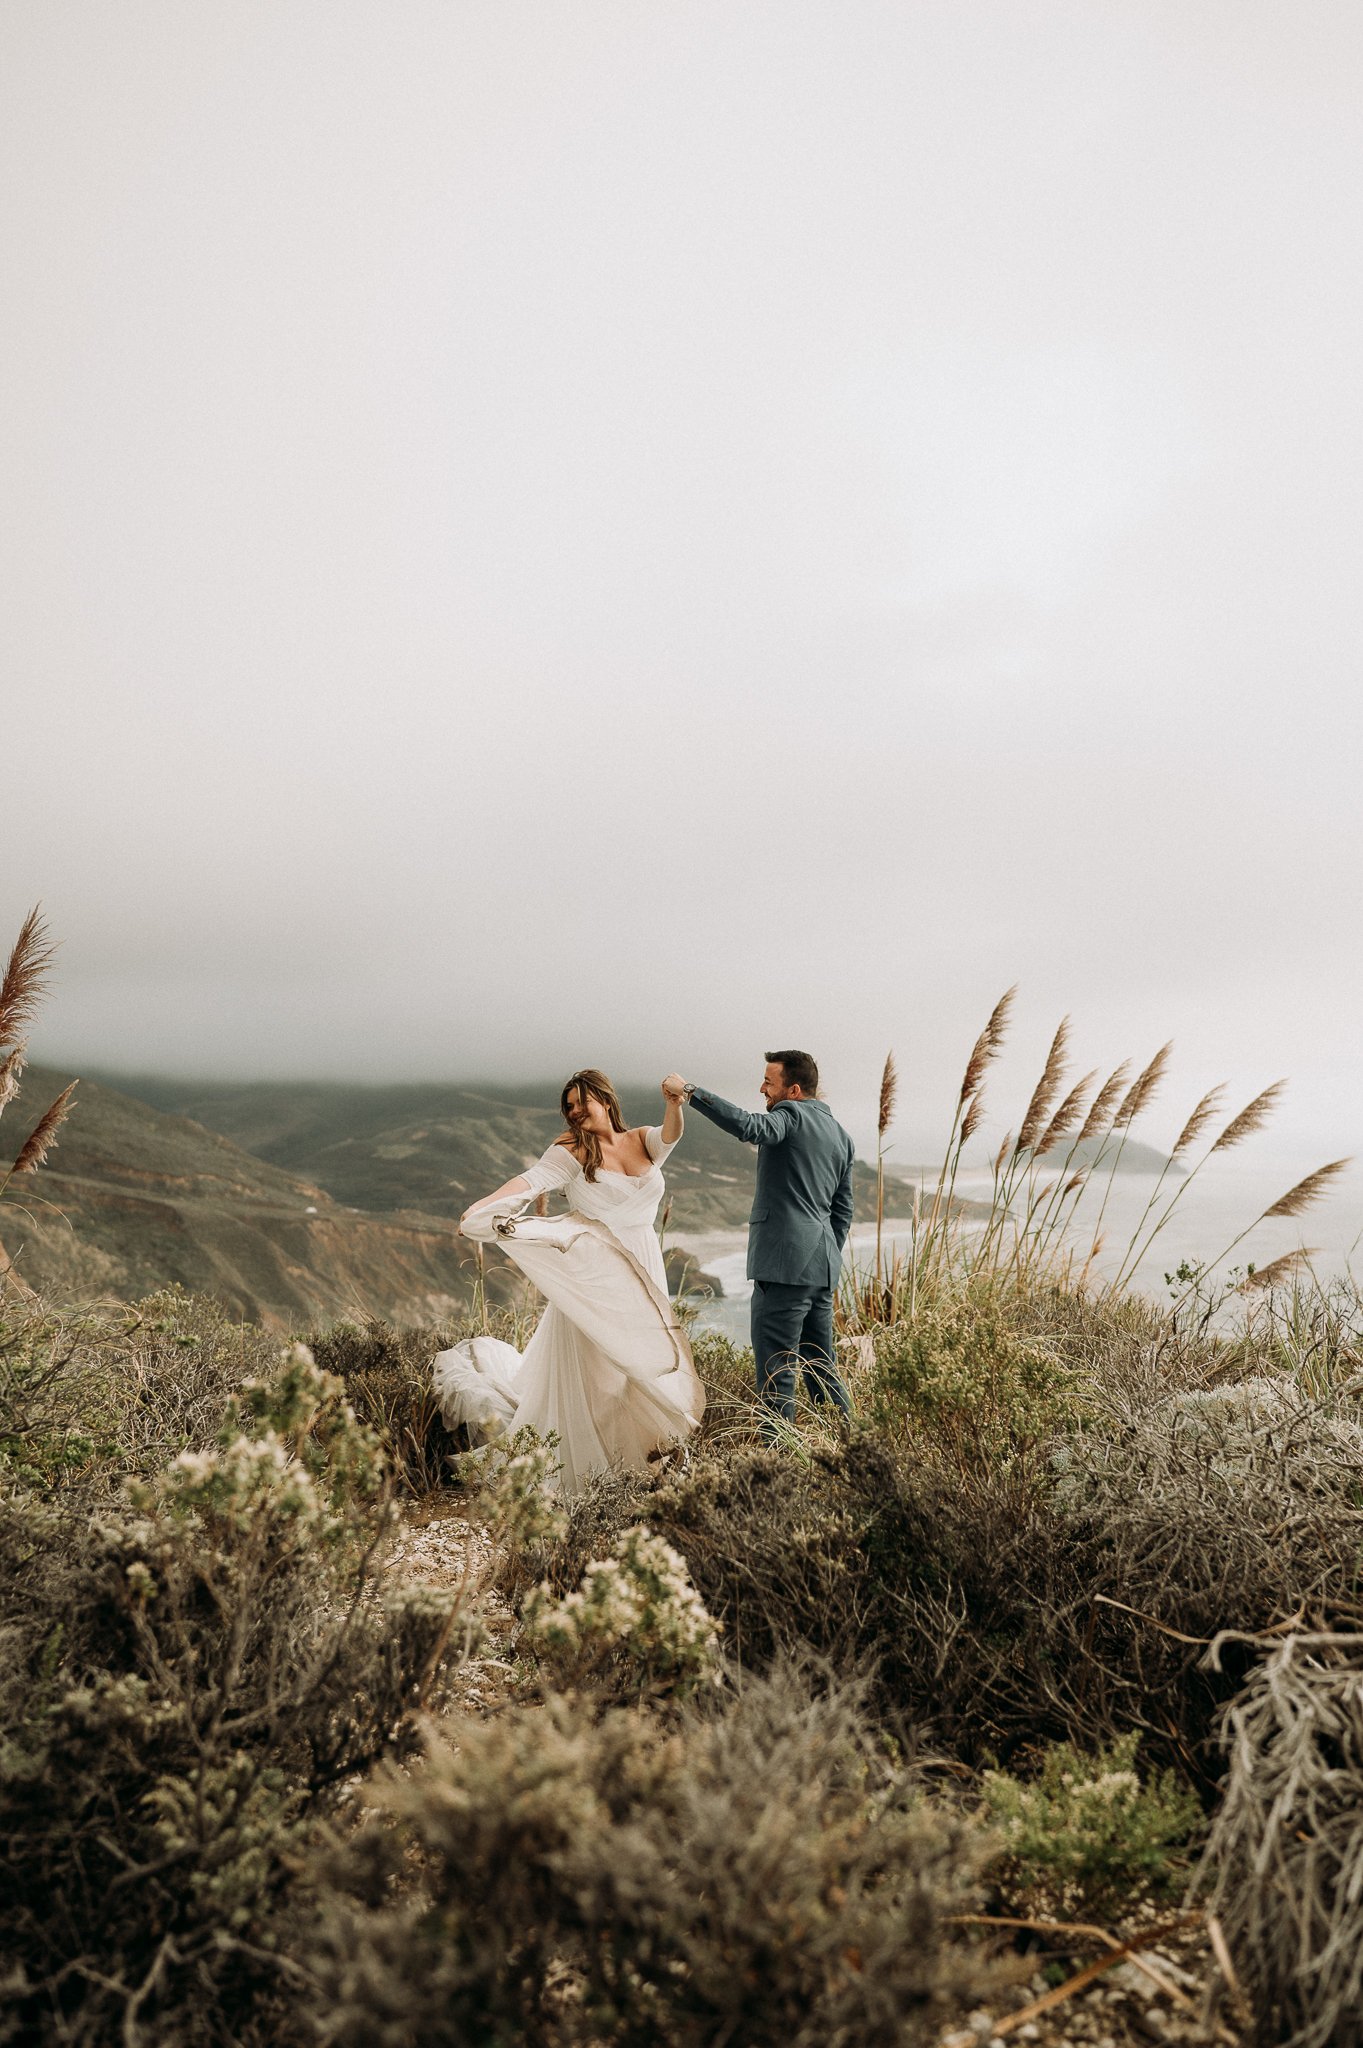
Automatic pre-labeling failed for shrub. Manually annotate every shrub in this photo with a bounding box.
[1047,1371,1363,1777]
[568,1401,1363,1786]
[867,1292,1083,1466]
[531,1461,655,1594]
[0,1302,117,1490]
[688,1327,760,1440]
[981,1730,1201,1917]
[634,1445,874,1675]
[459,1423,569,1577]
[311,1667,1009,2048]
[307,1303,547,1496]
[0,1340,476,2047]
[1198,1632,1363,2048]
[834,1433,1104,1763]
[524,1524,721,1696]
[305,1317,467,1495]
[524,1437,1092,1759]
[0,1287,279,1498]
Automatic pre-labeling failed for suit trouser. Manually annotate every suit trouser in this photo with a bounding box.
[750,1278,851,1429]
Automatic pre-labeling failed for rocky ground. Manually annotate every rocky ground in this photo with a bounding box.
[939,1911,1240,2048]
[388,1500,520,1716]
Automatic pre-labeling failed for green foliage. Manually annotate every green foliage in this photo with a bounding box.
[458,1423,570,1567]
[981,1731,1202,1915]
[687,1326,756,1431]
[867,1292,1084,1465]
[0,1302,122,1490]
[312,1669,1006,2048]
[524,1524,721,1696]
[0,1331,476,2047]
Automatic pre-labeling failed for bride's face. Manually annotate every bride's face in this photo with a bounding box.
[566,1087,613,1136]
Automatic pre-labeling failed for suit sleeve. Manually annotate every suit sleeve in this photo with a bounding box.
[831,1144,855,1249]
[687,1089,798,1148]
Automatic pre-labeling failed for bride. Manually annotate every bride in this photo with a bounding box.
[432,1069,705,1494]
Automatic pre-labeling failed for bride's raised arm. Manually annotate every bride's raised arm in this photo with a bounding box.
[659,1078,684,1147]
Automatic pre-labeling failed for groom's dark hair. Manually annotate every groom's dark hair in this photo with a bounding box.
[766,1049,819,1096]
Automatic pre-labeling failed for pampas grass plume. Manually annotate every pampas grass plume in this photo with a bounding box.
[1114,1042,1173,1130]
[1239,1248,1319,1292]
[878,1052,897,1139]
[11,1081,77,1175]
[1172,1085,1227,1157]
[985,983,1018,1047]
[1260,1159,1350,1222]
[0,1046,23,1119]
[958,985,1017,1104]
[0,906,55,1051]
[1212,1081,1287,1155]
[1075,1062,1130,1145]
[1016,1017,1070,1155]
[1036,1070,1098,1157]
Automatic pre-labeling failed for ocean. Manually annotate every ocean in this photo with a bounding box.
[675,1152,1363,1345]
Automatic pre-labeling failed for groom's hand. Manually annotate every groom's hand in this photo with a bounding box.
[661,1072,687,1102]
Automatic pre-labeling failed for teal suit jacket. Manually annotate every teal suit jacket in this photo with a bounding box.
[688,1090,856,1288]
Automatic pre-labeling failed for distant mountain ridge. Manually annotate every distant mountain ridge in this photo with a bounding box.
[80,1073,939,1234]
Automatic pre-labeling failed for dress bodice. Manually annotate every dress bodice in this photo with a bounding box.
[519,1127,674,1233]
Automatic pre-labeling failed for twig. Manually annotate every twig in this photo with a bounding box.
[1091,1593,1214,1644]
[987,1913,1198,2036]
[123,1932,176,2048]
[951,1913,1196,2008]
[1205,1912,1249,2025]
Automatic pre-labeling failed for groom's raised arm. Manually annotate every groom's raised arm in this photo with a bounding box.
[685,1087,798,1148]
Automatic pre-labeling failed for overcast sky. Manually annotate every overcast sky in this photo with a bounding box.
[4,1,1361,1165]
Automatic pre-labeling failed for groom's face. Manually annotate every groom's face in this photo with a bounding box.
[761,1061,794,1108]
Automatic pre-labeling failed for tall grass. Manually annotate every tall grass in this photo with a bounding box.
[0,908,78,1233]
[838,990,1351,1343]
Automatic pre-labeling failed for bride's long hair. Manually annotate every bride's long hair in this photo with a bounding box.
[560,1068,628,1182]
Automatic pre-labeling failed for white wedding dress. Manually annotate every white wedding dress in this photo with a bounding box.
[432,1126,705,1494]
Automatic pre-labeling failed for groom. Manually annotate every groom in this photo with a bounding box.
[663,1052,854,1432]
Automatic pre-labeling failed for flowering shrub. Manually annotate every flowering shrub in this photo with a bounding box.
[524,1524,721,1694]
[981,1731,1201,1915]
[0,1332,474,2047]
[459,1424,568,1559]
[124,1343,390,1578]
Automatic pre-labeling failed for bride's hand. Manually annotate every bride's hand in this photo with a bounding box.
[661,1072,686,1103]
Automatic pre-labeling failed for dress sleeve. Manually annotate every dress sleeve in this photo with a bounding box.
[643,1125,677,1165]
[520,1143,582,1195]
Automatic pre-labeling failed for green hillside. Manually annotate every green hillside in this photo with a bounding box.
[0,1065,498,1329]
